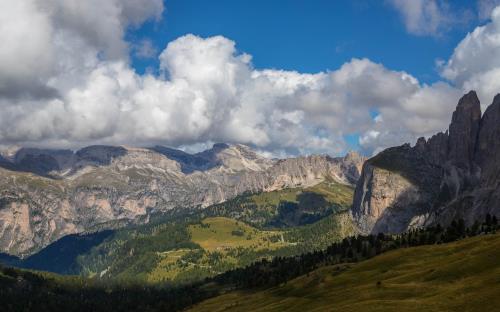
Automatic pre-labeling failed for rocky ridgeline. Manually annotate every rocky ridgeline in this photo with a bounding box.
[352,91,500,234]
[0,143,365,257]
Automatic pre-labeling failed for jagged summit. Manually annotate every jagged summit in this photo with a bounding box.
[352,91,500,234]
[448,91,482,168]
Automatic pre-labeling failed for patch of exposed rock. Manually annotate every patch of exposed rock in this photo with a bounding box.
[352,91,500,234]
[0,144,365,257]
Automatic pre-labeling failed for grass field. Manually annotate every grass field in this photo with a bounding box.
[202,179,355,229]
[248,178,354,214]
[189,232,500,312]
[145,217,291,283]
[189,217,288,252]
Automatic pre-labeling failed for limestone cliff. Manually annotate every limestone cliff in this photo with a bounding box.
[352,91,500,234]
[0,144,365,257]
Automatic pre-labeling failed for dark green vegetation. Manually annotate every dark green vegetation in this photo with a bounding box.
[209,216,499,290]
[0,266,209,312]
[75,180,355,284]
[0,216,498,312]
[191,227,500,312]
[0,180,355,285]
[201,179,354,228]
[0,231,114,274]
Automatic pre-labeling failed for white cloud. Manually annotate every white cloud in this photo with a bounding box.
[358,82,462,154]
[477,0,500,20]
[388,0,451,36]
[0,0,500,157]
[0,0,55,98]
[134,39,157,59]
[441,5,500,106]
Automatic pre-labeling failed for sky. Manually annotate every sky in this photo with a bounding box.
[1,0,500,157]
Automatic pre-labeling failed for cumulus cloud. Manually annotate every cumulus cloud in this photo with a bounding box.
[134,39,158,59]
[0,0,499,157]
[388,0,452,36]
[441,6,500,106]
[477,0,500,20]
[359,82,462,154]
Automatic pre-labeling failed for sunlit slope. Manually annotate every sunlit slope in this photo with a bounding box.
[77,180,355,284]
[201,179,354,228]
[147,217,290,283]
[188,217,289,251]
[190,232,500,312]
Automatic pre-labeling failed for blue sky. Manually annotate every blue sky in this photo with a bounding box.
[130,0,480,84]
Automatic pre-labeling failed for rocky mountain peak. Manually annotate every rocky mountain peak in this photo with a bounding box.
[75,145,127,165]
[196,143,273,172]
[211,143,230,150]
[475,93,500,185]
[352,90,500,235]
[344,151,362,162]
[448,90,481,168]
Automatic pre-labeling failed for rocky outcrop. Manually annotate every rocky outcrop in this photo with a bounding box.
[0,144,365,257]
[448,91,481,169]
[352,91,500,234]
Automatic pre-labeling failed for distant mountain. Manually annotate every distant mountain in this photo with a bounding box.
[0,143,365,257]
[352,91,500,234]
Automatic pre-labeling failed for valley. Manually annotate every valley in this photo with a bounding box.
[71,179,356,284]
[0,144,364,257]
[0,179,355,285]
[1,216,498,312]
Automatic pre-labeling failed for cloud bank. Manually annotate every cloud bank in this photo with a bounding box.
[1,1,500,156]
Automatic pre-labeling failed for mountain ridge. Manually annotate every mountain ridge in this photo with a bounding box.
[0,143,365,257]
[352,91,500,234]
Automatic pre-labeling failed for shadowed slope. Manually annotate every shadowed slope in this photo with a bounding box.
[190,232,500,312]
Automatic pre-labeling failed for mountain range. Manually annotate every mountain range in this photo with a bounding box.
[0,142,364,257]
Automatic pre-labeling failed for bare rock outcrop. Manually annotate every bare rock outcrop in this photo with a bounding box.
[0,144,365,257]
[353,91,500,234]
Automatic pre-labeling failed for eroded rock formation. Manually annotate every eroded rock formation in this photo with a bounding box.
[0,143,365,256]
[352,91,500,234]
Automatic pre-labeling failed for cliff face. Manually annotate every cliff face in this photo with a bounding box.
[0,144,365,257]
[352,91,500,234]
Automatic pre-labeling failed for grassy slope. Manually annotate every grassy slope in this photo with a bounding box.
[188,217,288,252]
[248,179,353,209]
[202,179,354,228]
[146,217,290,283]
[190,232,500,312]
[76,180,355,284]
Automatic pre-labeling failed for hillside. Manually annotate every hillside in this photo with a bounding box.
[0,179,355,283]
[200,178,354,228]
[76,180,355,284]
[189,232,500,312]
[1,224,498,312]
